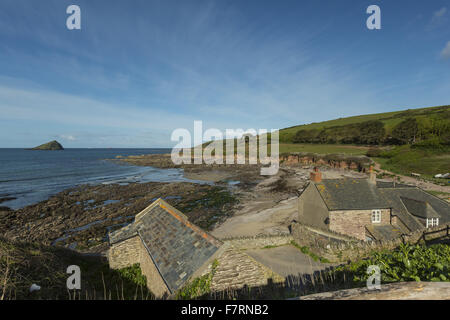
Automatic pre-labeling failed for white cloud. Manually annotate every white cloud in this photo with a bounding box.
[441,41,450,59]
[431,7,447,24]
[57,135,76,141]
[434,7,447,18]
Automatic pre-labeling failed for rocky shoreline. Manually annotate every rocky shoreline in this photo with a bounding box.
[0,152,301,254]
[0,152,275,254]
[0,181,240,253]
[4,150,435,257]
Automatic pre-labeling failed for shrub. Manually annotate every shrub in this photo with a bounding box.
[411,136,445,150]
[366,147,383,157]
[117,264,147,287]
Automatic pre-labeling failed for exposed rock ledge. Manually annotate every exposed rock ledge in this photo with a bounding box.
[294,282,450,300]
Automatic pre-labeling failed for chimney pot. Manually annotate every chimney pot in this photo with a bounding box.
[310,167,322,183]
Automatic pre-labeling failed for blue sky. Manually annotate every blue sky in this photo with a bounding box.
[0,0,449,148]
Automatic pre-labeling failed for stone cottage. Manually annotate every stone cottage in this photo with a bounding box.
[298,167,450,241]
[107,198,224,298]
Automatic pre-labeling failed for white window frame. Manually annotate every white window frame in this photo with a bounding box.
[426,218,439,228]
[371,209,381,223]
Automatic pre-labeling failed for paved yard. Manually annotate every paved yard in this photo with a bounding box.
[245,245,331,278]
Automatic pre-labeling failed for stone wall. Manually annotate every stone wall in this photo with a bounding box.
[210,245,284,292]
[290,223,355,248]
[222,234,293,250]
[107,236,141,269]
[329,209,390,241]
[291,222,450,263]
[108,236,171,298]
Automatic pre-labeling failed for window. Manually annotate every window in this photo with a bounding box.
[426,218,439,228]
[371,210,381,223]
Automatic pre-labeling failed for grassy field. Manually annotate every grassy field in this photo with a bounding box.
[279,143,369,155]
[373,145,450,182]
[199,141,370,156]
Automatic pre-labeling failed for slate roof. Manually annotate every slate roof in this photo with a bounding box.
[314,179,387,210]
[376,181,416,189]
[384,188,449,222]
[108,221,137,244]
[366,225,403,241]
[109,199,222,293]
[376,189,423,232]
[400,197,440,219]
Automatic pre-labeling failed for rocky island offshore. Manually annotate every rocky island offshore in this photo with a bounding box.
[30,140,64,150]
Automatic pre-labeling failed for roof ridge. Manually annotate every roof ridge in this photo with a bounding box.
[137,198,223,248]
[158,201,223,247]
[400,196,427,204]
[320,177,367,181]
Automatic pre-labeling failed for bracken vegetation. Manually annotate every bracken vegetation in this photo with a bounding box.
[334,243,450,284]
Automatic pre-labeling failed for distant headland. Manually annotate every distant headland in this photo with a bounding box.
[30,140,64,150]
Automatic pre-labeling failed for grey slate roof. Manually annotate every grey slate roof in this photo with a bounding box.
[314,179,387,210]
[376,181,416,189]
[366,225,403,241]
[383,188,449,223]
[109,199,222,293]
[376,189,424,232]
[400,197,440,219]
[108,221,137,244]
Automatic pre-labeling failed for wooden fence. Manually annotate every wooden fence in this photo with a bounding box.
[421,225,450,242]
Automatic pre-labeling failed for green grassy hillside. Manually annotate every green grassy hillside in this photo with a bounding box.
[277,105,450,179]
[280,105,450,144]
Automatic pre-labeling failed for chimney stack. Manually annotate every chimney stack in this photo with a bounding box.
[310,167,322,183]
[368,165,376,184]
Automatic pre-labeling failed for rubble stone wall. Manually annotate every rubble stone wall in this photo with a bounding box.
[107,236,140,269]
[210,245,284,292]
